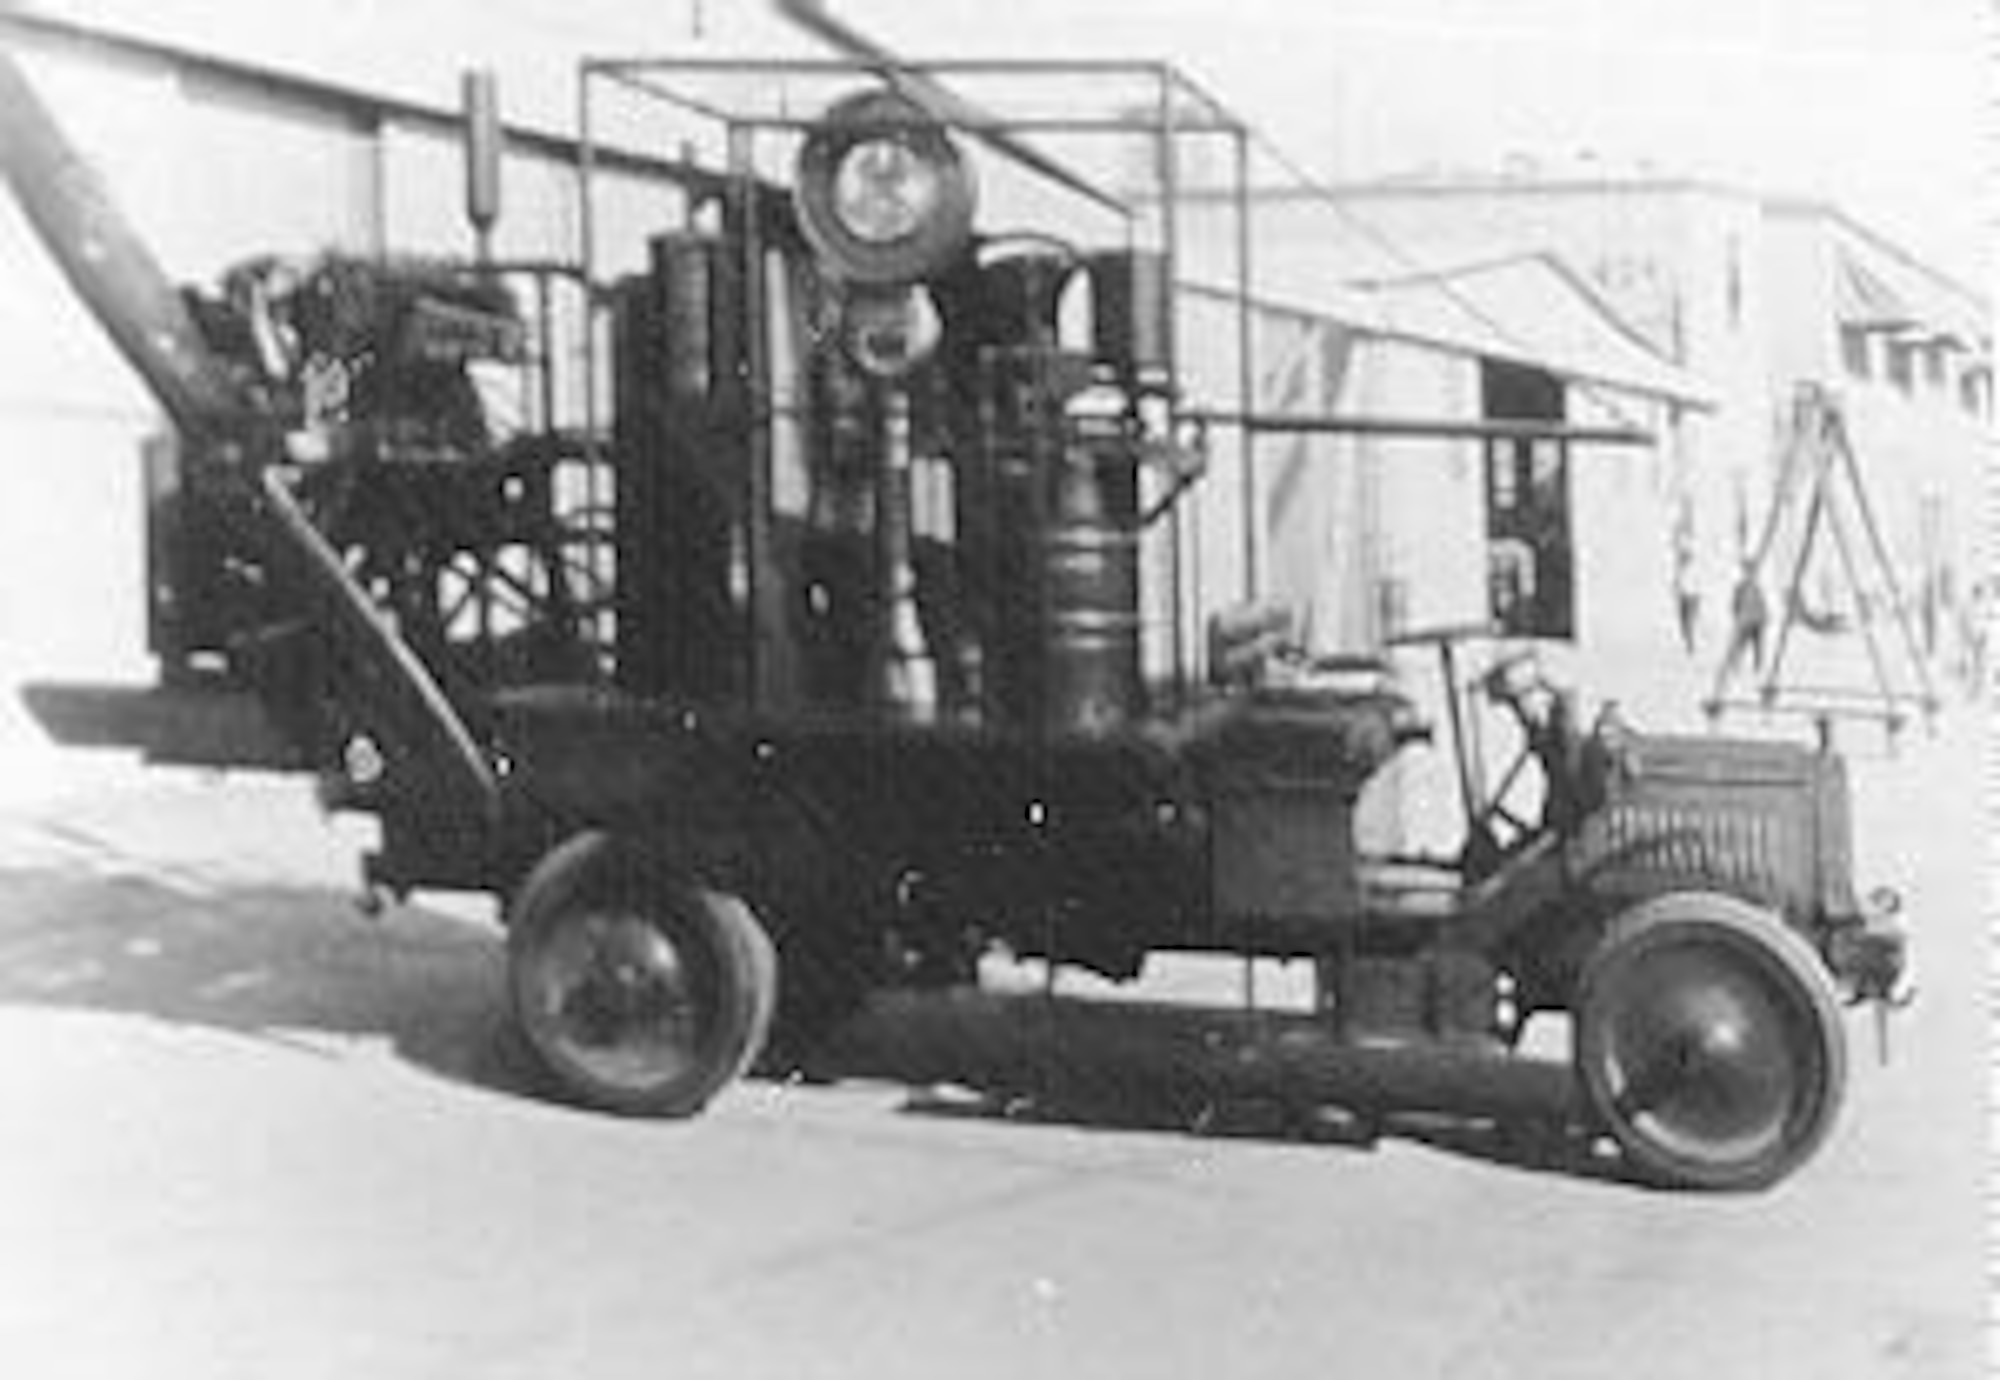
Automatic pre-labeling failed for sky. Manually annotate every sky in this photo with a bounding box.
[32,0,1994,288]
[840,0,1993,290]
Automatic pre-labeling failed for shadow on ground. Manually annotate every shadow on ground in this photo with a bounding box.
[0,847,1641,1189]
[0,851,533,1096]
[888,1073,1632,1187]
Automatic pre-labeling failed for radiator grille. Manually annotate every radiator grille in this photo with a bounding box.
[1576,802,1803,903]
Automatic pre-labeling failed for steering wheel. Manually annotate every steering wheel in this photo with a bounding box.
[1380,627,1589,877]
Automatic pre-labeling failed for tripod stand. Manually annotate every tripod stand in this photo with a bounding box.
[1704,383,1938,734]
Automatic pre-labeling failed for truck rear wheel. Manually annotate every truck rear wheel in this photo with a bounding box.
[1574,891,1846,1192]
[507,831,776,1117]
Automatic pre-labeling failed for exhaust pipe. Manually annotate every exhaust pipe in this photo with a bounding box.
[461,67,502,264]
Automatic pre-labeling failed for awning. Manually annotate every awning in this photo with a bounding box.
[1341,251,1717,411]
[1834,252,1919,333]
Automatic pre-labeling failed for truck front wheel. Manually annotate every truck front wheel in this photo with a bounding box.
[1574,891,1846,1192]
[507,831,777,1117]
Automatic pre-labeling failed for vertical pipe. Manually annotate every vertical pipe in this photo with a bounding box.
[1153,67,1181,402]
[535,274,556,435]
[461,68,502,264]
[362,115,390,259]
[1153,66,1186,704]
[1186,448,1205,685]
[878,387,936,722]
[1230,123,1259,992]
[576,66,602,548]
[974,350,1003,727]
[1027,351,1052,738]
[1234,125,1257,604]
[729,122,773,710]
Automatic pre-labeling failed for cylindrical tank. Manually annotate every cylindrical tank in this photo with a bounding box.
[1085,249,1172,381]
[652,232,730,399]
[611,232,744,699]
[1042,447,1141,736]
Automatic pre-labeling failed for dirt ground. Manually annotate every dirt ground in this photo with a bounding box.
[0,701,1984,1380]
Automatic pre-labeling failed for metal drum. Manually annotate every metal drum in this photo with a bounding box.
[650,232,729,399]
[1042,520,1142,736]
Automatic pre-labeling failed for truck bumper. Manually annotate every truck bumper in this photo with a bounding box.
[1823,890,1911,1007]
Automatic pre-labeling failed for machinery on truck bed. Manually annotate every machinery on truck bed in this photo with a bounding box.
[0,35,1910,1191]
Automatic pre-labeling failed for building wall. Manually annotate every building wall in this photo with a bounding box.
[1772,212,1990,618]
[1181,168,1997,854]
[1339,343,1481,860]
[1298,178,1990,722]
[1174,186,1713,854]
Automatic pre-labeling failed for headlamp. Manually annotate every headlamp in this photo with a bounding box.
[832,138,943,245]
[794,88,975,285]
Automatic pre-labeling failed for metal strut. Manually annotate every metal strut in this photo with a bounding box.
[256,468,501,822]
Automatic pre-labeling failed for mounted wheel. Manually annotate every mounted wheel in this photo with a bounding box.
[1574,891,1846,1192]
[507,832,777,1117]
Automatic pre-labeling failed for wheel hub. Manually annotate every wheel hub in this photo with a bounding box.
[530,910,704,1088]
[1599,947,1800,1166]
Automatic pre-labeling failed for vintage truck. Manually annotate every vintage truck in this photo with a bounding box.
[0,33,1907,1190]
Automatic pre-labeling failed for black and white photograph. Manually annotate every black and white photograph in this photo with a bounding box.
[0,2,1988,1376]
